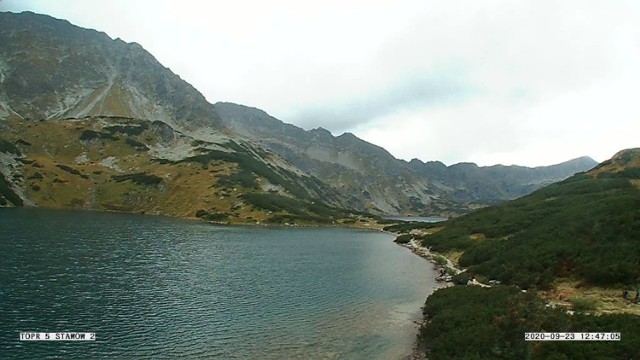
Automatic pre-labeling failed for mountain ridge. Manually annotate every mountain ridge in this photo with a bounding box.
[0,11,223,130]
[214,101,598,214]
[0,11,598,217]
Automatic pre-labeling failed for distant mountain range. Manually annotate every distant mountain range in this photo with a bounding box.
[214,102,597,214]
[414,147,640,288]
[0,11,598,219]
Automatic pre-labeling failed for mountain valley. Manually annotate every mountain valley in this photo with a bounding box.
[0,11,598,222]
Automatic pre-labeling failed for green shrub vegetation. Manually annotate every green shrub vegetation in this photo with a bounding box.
[266,214,332,224]
[105,124,148,136]
[0,172,23,206]
[383,221,442,233]
[125,138,149,151]
[112,173,162,186]
[217,169,258,189]
[393,234,413,244]
[195,209,229,222]
[0,138,20,154]
[432,254,448,266]
[202,212,228,221]
[419,286,640,359]
[79,130,118,141]
[376,218,400,225]
[420,174,640,289]
[386,157,640,359]
[243,193,348,221]
[178,147,311,198]
[56,164,89,179]
[569,296,599,313]
[56,164,82,176]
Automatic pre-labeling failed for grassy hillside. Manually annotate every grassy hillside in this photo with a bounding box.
[0,117,373,226]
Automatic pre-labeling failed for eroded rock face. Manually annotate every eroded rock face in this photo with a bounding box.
[0,11,222,130]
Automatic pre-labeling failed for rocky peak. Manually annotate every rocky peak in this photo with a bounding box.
[0,11,222,130]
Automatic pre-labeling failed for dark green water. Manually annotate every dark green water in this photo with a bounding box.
[0,208,437,359]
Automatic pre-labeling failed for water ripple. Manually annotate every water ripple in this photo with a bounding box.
[0,208,437,359]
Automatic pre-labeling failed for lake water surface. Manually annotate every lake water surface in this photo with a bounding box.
[382,215,448,223]
[0,208,437,359]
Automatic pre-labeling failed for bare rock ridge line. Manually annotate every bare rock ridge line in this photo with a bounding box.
[0,11,598,216]
[213,102,597,215]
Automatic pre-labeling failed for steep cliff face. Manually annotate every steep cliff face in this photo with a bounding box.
[0,11,221,130]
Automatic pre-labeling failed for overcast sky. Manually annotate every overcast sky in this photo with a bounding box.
[2,0,640,166]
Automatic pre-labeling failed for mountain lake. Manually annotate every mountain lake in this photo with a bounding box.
[0,208,438,359]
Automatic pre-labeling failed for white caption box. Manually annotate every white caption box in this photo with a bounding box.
[525,332,621,341]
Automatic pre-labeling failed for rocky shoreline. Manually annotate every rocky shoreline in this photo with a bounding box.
[395,234,500,359]
[401,239,462,283]
[393,238,458,360]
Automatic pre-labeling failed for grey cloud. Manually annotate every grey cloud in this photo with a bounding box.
[287,74,477,134]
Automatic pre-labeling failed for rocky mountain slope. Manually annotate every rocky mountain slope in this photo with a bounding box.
[215,102,597,214]
[0,115,365,225]
[0,11,222,130]
[0,11,598,218]
[0,11,364,225]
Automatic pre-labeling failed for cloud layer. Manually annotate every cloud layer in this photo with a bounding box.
[2,0,640,166]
